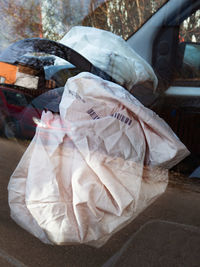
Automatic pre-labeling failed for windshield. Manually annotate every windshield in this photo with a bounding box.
[0,1,200,267]
[83,0,168,39]
[0,0,168,51]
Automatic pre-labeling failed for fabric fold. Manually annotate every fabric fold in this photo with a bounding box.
[8,72,189,247]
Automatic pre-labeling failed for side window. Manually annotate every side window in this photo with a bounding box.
[175,10,200,81]
[179,10,200,43]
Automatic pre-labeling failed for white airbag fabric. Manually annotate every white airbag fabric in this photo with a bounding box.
[8,73,189,247]
[55,26,158,90]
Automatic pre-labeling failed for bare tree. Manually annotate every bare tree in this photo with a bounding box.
[41,0,87,41]
[1,0,198,50]
[82,0,167,40]
[0,0,42,43]
[179,9,200,43]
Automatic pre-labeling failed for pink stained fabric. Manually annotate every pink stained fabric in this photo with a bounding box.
[8,73,189,247]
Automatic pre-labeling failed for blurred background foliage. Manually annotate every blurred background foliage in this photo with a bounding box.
[0,0,199,51]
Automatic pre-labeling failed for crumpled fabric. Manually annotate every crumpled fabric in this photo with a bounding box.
[8,73,189,247]
[55,26,158,91]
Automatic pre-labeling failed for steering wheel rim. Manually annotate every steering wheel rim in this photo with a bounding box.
[0,38,115,83]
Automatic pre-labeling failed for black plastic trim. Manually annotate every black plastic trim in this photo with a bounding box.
[0,38,116,84]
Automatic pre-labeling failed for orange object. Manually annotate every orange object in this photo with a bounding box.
[0,62,17,84]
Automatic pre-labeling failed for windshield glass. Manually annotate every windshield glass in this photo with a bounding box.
[0,1,200,267]
[0,0,168,50]
[83,0,168,39]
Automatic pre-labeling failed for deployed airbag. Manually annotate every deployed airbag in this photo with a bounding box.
[55,26,158,90]
[8,73,189,247]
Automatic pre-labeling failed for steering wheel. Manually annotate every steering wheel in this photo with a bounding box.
[0,38,115,84]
